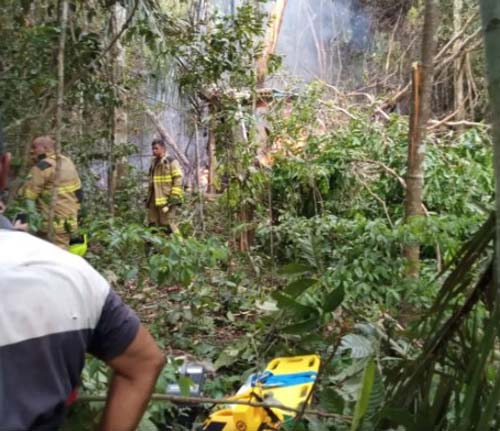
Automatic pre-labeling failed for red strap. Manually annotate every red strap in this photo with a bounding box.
[66,388,78,406]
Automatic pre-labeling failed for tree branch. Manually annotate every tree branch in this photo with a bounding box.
[77,393,351,421]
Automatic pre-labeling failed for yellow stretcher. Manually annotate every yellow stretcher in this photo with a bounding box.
[202,354,321,431]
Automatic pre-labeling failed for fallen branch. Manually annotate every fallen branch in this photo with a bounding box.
[435,27,482,73]
[352,159,407,190]
[318,100,358,120]
[427,119,490,129]
[77,393,351,421]
[380,82,411,112]
[380,25,482,113]
[427,109,459,130]
[355,173,394,228]
[332,105,358,120]
[375,106,391,121]
[434,12,478,61]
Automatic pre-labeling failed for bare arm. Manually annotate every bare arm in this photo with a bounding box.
[98,324,165,431]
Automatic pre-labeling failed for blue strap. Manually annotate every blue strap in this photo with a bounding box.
[250,371,318,388]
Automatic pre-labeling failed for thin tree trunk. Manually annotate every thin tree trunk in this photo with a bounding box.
[194,122,205,231]
[403,0,439,278]
[453,0,465,124]
[479,0,500,294]
[109,1,128,210]
[207,104,217,194]
[48,0,69,241]
[404,63,423,277]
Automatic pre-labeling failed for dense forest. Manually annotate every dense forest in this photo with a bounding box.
[2,0,500,429]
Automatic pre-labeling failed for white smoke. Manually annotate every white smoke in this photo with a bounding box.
[275,0,372,84]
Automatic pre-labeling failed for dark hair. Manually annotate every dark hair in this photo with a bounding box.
[152,138,166,148]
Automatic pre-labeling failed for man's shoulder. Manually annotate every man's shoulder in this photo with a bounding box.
[164,156,175,164]
[0,230,111,348]
[0,230,109,296]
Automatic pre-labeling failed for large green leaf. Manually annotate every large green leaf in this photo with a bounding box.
[279,263,313,275]
[340,334,376,359]
[360,366,384,431]
[381,408,416,430]
[282,317,319,334]
[137,412,158,431]
[284,277,317,297]
[214,346,241,370]
[272,291,318,318]
[319,388,345,412]
[322,285,345,312]
[351,360,376,431]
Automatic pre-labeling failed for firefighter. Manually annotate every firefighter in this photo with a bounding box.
[146,138,183,235]
[22,136,83,249]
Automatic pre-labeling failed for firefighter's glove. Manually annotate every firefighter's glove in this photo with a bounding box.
[161,205,170,214]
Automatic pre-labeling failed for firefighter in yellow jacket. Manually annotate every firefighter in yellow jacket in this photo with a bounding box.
[23,136,82,249]
[146,139,183,235]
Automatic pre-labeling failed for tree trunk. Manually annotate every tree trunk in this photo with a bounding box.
[47,0,68,241]
[479,0,500,293]
[256,0,288,86]
[109,1,128,210]
[207,104,217,194]
[194,122,205,230]
[403,0,439,278]
[453,0,465,124]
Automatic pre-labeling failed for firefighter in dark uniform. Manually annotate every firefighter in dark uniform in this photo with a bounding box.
[146,139,183,235]
[22,136,82,249]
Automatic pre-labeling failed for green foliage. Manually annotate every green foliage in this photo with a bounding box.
[253,87,493,312]
[351,360,377,431]
[1,2,494,429]
[148,235,228,287]
[84,213,228,289]
[174,3,266,93]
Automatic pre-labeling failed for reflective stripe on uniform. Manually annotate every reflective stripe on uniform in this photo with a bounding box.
[153,176,172,183]
[155,197,168,205]
[24,188,38,200]
[58,181,81,194]
[54,218,78,229]
[170,187,183,197]
[42,217,78,235]
[171,169,182,178]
